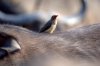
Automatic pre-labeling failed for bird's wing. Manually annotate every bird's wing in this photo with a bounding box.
[39,21,51,32]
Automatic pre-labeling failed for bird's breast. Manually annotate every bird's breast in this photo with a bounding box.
[46,24,57,34]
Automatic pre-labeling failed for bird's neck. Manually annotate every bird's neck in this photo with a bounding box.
[52,19,57,25]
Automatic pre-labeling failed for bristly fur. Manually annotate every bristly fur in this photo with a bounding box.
[0,24,100,66]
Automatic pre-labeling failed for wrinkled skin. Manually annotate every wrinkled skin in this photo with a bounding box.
[0,23,100,66]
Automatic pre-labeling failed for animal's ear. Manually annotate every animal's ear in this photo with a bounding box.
[0,33,21,58]
[0,38,21,53]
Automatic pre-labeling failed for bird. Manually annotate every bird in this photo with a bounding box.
[39,15,58,34]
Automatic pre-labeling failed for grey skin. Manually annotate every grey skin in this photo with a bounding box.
[0,0,87,32]
[0,23,100,66]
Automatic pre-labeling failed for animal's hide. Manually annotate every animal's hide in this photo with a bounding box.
[0,24,100,66]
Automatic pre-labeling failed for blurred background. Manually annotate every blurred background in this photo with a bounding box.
[1,0,100,31]
[33,0,100,30]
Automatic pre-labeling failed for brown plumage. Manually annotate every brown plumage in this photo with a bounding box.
[39,15,58,33]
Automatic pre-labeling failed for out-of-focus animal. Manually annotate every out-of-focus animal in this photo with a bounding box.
[0,0,87,32]
[0,23,100,66]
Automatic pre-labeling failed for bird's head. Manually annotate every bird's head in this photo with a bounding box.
[51,15,58,20]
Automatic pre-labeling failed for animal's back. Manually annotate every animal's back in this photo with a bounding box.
[0,24,100,66]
